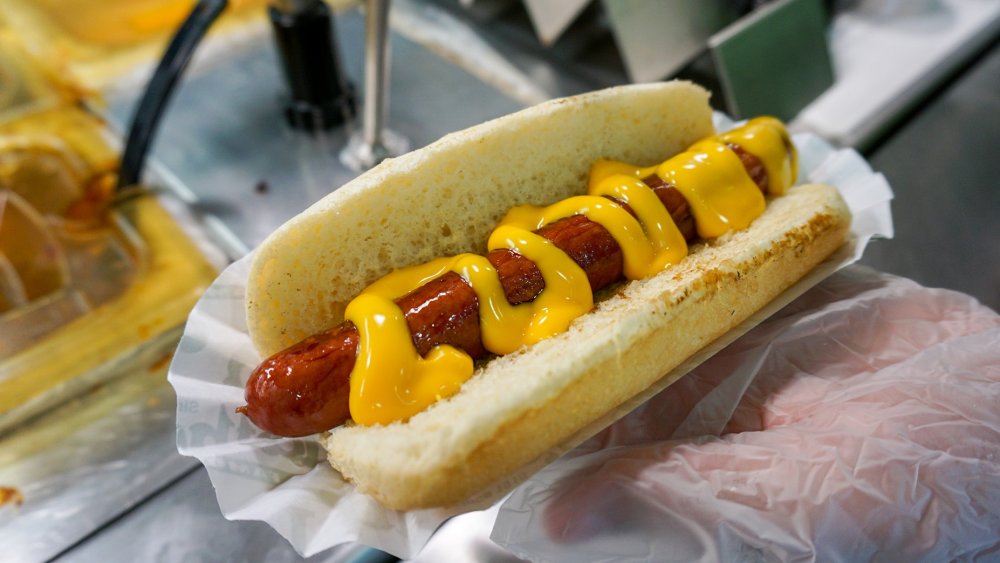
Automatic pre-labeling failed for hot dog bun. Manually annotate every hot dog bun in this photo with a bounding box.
[246,82,715,357]
[245,82,852,510]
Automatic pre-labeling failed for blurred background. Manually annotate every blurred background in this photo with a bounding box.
[0,0,997,561]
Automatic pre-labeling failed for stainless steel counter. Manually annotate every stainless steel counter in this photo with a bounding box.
[5,2,998,562]
[102,4,524,251]
[860,37,1000,311]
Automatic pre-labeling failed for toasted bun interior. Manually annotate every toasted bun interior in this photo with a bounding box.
[246,82,714,357]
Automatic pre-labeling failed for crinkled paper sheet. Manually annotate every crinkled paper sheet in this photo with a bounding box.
[491,265,1000,562]
[168,127,898,558]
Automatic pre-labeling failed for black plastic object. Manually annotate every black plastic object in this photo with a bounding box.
[118,0,228,190]
[269,0,356,131]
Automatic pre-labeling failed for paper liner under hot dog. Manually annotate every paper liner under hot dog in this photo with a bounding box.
[167,125,894,558]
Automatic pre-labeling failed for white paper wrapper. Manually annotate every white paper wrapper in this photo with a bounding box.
[167,127,894,558]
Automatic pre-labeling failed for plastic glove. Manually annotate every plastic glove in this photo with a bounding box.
[492,266,1000,562]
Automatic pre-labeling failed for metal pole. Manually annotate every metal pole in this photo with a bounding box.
[363,0,389,147]
[341,0,408,171]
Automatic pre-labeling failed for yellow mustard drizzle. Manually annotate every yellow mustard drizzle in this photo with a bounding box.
[717,116,798,195]
[347,233,592,425]
[586,160,658,190]
[659,139,766,239]
[347,118,795,426]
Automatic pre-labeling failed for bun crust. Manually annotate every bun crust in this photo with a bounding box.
[244,81,851,510]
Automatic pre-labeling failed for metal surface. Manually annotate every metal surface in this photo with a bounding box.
[860,38,1000,312]
[341,0,409,171]
[48,467,383,563]
[418,0,622,97]
[0,351,196,563]
[388,0,551,105]
[362,0,391,147]
[101,6,522,250]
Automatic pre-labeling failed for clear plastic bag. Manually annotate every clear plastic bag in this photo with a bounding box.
[492,266,1000,562]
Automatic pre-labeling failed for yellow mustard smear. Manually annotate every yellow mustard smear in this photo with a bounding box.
[347,117,796,426]
[718,116,798,195]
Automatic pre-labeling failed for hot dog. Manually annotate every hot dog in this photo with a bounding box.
[242,82,851,509]
[240,146,768,437]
